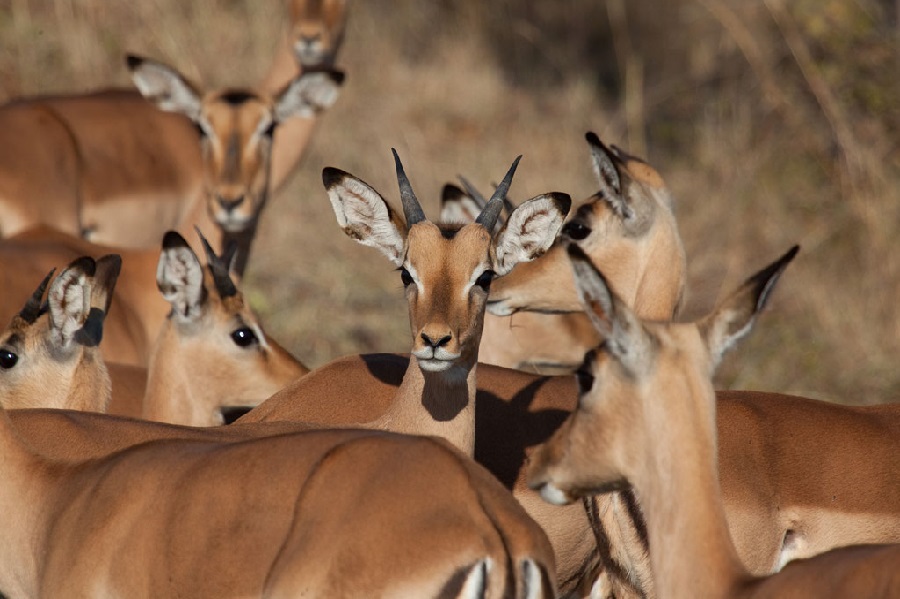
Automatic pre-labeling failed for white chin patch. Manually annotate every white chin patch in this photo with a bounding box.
[216,214,252,232]
[539,483,571,506]
[417,359,453,373]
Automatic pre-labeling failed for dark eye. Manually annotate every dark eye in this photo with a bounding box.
[230,327,259,348]
[0,349,18,369]
[400,268,414,287]
[563,221,591,241]
[474,270,495,291]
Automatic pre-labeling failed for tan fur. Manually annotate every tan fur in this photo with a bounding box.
[474,135,686,375]
[0,227,167,367]
[0,57,342,275]
[0,408,556,598]
[262,0,350,192]
[528,247,900,598]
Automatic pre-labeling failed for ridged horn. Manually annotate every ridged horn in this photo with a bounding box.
[19,269,55,324]
[392,148,426,228]
[195,227,238,298]
[476,155,521,232]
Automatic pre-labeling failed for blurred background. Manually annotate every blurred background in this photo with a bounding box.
[1,0,898,404]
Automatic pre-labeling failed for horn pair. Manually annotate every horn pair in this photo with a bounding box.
[392,148,521,232]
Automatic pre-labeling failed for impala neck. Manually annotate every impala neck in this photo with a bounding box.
[635,380,750,598]
[374,356,477,457]
[0,409,54,597]
[143,324,208,425]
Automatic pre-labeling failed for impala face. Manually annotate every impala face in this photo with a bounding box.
[487,132,685,320]
[402,222,495,375]
[325,150,570,379]
[528,244,798,506]
[127,55,343,234]
[289,0,349,67]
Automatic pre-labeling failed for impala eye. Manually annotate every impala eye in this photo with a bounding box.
[564,221,591,241]
[400,268,414,288]
[230,327,259,348]
[474,270,496,291]
[0,349,18,369]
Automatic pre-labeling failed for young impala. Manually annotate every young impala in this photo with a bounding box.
[528,243,900,597]
[442,132,686,375]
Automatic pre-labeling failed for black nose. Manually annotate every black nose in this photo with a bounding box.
[421,332,452,349]
[218,196,244,212]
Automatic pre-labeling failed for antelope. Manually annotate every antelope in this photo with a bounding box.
[0,226,167,366]
[0,413,555,598]
[0,54,343,275]
[119,230,309,425]
[0,254,120,413]
[262,0,351,190]
[441,132,686,375]
[528,244,900,597]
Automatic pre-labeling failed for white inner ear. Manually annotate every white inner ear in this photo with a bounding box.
[494,194,566,276]
[327,177,406,267]
[130,61,202,121]
[48,272,91,348]
[275,72,341,121]
[156,247,205,322]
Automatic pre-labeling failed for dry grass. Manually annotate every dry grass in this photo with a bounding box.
[2,0,898,404]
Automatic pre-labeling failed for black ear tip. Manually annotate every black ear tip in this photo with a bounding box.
[125,54,143,70]
[551,192,572,217]
[329,70,346,85]
[441,183,465,203]
[322,167,348,189]
[68,256,97,278]
[162,231,190,250]
[585,131,601,145]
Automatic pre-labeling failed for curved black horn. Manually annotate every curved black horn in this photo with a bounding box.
[19,269,55,324]
[392,148,426,228]
[476,155,521,232]
[195,227,238,298]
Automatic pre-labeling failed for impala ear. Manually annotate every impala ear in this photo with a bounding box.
[73,254,122,348]
[274,69,344,121]
[47,257,95,350]
[699,246,799,370]
[493,193,571,276]
[439,183,483,226]
[323,167,407,267]
[568,244,649,371]
[586,132,633,220]
[126,54,203,122]
[157,231,207,323]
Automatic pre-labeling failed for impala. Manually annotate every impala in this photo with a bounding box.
[0,412,555,597]
[0,54,343,275]
[290,149,567,455]
[442,132,686,375]
[0,254,120,412]
[528,244,900,597]
[121,230,309,425]
[262,0,351,190]
[0,226,168,366]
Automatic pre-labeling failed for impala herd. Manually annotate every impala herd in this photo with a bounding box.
[0,1,897,598]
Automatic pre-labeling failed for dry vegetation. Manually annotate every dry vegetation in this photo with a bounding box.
[2,0,898,404]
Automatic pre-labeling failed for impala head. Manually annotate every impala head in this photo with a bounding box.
[527,244,799,505]
[127,54,344,232]
[0,254,121,412]
[487,132,686,319]
[324,150,570,377]
[148,230,306,425]
[289,0,349,67]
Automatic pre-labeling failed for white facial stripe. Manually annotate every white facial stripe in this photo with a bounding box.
[405,261,423,293]
[462,263,492,297]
